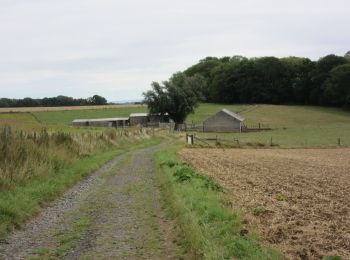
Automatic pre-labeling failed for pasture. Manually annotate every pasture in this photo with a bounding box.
[33,106,147,125]
[187,104,350,148]
[0,104,143,113]
[1,103,350,147]
[0,113,41,130]
[180,148,350,259]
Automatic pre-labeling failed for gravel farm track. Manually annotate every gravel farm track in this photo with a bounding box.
[1,145,183,260]
[180,148,350,260]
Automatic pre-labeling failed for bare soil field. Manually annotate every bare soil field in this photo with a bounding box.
[0,104,144,113]
[180,148,350,259]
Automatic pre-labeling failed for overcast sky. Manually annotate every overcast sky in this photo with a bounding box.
[0,0,349,101]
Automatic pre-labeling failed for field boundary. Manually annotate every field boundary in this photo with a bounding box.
[0,104,145,113]
[155,144,281,259]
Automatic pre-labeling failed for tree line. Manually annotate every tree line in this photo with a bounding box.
[183,54,350,108]
[144,53,350,125]
[0,95,107,107]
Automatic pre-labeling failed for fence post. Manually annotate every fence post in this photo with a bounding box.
[216,135,218,145]
[270,137,273,146]
[2,126,11,140]
[338,138,341,146]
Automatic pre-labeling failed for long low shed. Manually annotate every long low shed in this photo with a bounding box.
[72,117,129,127]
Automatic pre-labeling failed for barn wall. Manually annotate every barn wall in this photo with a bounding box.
[73,121,88,127]
[203,111,241,132]
[129,116,148,126]
[88,121,111,127]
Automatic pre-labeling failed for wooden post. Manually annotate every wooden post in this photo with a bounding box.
[270,137,273,146]
[216,135,218,145]
[338,138,341,146]
[2,126,11,140]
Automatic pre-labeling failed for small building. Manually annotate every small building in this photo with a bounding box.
[203,108,245,132]
[129,113,149,126]
[72,117,129,128]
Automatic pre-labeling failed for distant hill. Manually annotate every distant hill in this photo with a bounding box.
[111,99,143,104]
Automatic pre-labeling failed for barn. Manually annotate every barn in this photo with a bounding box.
[203,108,244,132]
[72,117,129,127]
[129,113,149,126]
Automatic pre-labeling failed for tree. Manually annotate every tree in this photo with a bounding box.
[88,95,107,105]
[310,55,348,104]
[323,64,350,107]
[143,72,205,127]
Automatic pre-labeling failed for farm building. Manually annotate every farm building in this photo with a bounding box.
[203,108,244,132]
[72,112,172,128]
[129,113,149,126]
[72,117,129,127]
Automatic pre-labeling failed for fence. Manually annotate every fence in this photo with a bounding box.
[181,122,271,133]
[186,134,241,147]
[241,123,271,132]
[185,133,346,148]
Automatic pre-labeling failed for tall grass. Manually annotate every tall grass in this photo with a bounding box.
[0,128,134,190]
[0,126,158,236]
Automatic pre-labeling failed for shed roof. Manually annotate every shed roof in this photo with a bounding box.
[72,117,129,123]
[129,113,148,117]
[221,108,245,122]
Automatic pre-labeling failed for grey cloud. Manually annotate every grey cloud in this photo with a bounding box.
[0,0,349,100]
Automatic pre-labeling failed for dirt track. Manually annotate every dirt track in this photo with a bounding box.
[180,148,350,260]
[1,146,182,259]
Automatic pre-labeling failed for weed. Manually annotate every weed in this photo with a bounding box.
[248,207,268,216]
[173,165,196,183]
[323,256,342,260]
[277,194,287,202]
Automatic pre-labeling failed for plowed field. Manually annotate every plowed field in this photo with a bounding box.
[180,148,350,259]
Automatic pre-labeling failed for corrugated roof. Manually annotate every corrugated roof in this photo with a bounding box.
[129,113,148,117]
[221,108,245,122]
[72,117,129,123]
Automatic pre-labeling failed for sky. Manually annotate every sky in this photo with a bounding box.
[0,0,349,102]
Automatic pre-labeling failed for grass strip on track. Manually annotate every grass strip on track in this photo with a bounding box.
[155,143,281,260]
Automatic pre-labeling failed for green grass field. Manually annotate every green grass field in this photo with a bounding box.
[188,104,350,148]
[3,103,350,147]
[33,106,147,125]
[0,113,41,129]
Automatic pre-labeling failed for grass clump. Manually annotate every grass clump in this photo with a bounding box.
[248,207,268,217]
[155,145,281,259]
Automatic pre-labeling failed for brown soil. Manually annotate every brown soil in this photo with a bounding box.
[180,148,350,260]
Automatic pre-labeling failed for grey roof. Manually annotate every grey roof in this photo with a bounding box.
[221,108,245,122]
[129,113,148,117]
[72,117,129,123]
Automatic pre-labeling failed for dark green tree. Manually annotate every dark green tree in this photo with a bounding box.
[143,72,205,127]
[323,64,350,107]
[88,95,108,105]
[310,55,348,104]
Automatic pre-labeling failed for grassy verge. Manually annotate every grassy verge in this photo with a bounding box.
[0,137,161,237]
[155,143,281,259]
